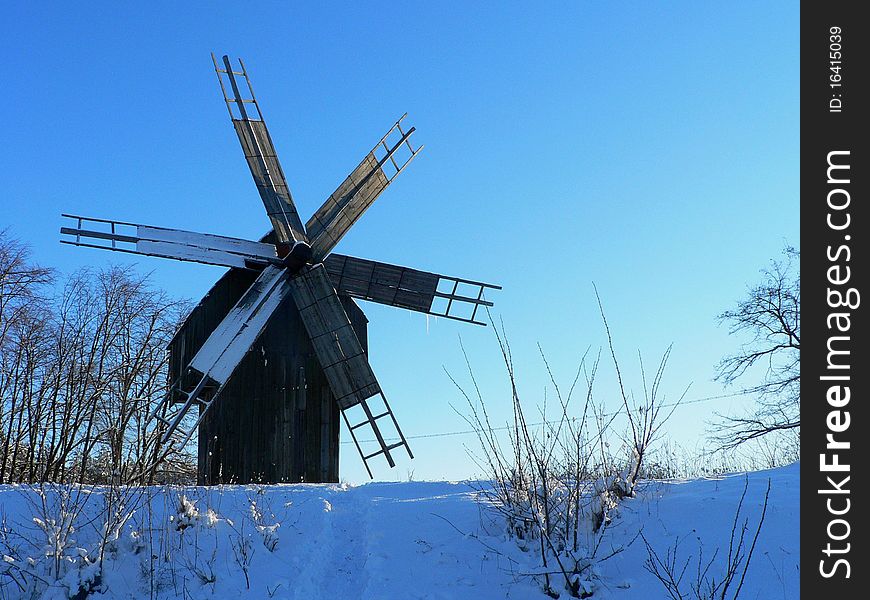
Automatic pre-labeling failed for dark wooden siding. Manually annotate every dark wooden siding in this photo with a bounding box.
[168,267,368,484]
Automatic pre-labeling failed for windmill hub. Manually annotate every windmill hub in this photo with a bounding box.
[280,240,314,273]
[60,53,501,483]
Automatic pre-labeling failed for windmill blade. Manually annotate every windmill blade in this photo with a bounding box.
[306,114,422,260]
[213,54,308,246]
[150,265,292,448]
[288,264,413,477]
[60,214,278,270]
[324,253,501,326]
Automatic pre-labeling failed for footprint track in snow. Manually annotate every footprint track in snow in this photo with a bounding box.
[290,487,371,599]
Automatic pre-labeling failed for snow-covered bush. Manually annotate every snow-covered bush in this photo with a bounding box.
[454,304,683,598]
[0,482,146,599]
[171,494,200,531]
[248,498,280,552]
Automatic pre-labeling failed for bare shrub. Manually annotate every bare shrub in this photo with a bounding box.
[452,302,681,598]
[642,477,771,600]
[595,286,686,501]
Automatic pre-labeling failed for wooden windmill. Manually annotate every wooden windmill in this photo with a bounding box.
[60,55,499,484]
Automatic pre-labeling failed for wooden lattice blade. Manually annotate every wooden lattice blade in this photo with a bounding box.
[213,54,308,245]
[148,265,292,454]
[324,253,500,326]
[287,263,413,475]
[287,264,381,409]
[306,151,388,259]
[232,119,308,245]
[306,115,421,260]
[190,265,292,385]
[60,215,278,270]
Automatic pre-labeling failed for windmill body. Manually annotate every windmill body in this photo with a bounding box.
[170,264,366,484]
[60,55,499,484]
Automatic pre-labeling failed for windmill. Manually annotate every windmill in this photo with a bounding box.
[60,54,499,484]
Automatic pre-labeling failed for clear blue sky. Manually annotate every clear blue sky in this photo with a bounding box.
[2,2,798,483]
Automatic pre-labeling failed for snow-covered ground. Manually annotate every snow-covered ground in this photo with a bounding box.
[0,463,798,599]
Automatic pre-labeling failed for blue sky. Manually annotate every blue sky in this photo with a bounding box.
[1,2,798,483]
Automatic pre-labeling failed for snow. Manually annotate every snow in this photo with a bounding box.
[0,464,798,599]
[137,240,252,270]
[136,226,276,260]
[190,265,291,384]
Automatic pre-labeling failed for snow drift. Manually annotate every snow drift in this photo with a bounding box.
[0,464,798,599]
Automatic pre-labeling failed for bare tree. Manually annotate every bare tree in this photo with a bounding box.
[713,245,799,450]
[0,232,53,483]
[1,228,193,484]
[0,231,53,338]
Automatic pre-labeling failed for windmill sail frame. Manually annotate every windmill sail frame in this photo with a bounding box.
[59,53,499,482]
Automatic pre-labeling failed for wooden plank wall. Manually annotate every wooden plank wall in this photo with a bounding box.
[168,267,368,484]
